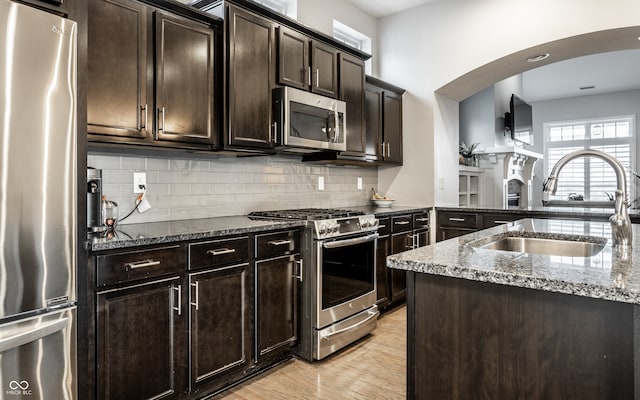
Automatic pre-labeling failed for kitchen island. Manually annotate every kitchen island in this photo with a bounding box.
[388,218,640,399]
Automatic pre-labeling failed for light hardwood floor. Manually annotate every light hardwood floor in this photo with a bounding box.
[214,305,407,400]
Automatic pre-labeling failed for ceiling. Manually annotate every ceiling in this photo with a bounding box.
[344,0,436,18]
[523,49,640,102]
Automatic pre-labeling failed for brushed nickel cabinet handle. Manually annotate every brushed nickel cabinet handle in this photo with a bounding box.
[139,104,147,130]
[449,217,466,222]
[493,220,511,224]
[207,248,236,256]
[293,259,303,282]
[269,240,292,246]
[172,285,182,316]
[395,221,410,225]
[124,259,161,271]
[190,281,199,311]
[416,218,429,222]
[307,67,312,86]
[315,68,320,87]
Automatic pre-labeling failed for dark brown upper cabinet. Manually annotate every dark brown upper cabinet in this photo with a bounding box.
[155,12,217,145]
[88,0,151,139]
[88,0,218,148]
[225,4,278,150]
[365,76,405,165]
[338,53,366,157]
[277,26,338,98]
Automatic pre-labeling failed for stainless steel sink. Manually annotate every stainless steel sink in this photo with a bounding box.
[471,233,607,257]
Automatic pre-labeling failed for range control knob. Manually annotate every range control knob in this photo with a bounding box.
[318,225,328,236]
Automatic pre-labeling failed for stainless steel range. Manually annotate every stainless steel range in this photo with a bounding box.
[249,208,379,360]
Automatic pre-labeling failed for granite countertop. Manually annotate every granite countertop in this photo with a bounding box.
[89,216,306,251]
[436,205,640,219]
[352,205,431,217]
[88,206,432,252]
[387,218,640,305]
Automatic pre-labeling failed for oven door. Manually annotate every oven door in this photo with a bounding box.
[316,233,378,329]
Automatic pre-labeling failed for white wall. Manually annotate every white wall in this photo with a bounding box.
[376,0,640,207]
[296,0,379,76]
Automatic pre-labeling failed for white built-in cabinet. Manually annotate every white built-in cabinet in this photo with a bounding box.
[459,166,483,207]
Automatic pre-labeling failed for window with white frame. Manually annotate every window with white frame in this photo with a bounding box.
[544,116,635,202]
[333,20,372,75]
[250,0,297,19]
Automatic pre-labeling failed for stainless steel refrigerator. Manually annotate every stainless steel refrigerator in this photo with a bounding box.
[0,1,77,399]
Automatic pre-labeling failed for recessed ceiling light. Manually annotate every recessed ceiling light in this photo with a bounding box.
[526,53,550,63]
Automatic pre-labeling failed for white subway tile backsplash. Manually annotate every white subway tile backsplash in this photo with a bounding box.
[89,153,377,224]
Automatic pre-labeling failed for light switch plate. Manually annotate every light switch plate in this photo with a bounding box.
[318,176,324,191]
[357,177,363,190]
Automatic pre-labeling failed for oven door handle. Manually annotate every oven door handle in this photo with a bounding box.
[320,308,379,340]
[322,233,379,249]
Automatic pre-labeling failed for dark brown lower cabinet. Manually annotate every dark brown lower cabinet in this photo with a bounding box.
[377,211,430,311]
[96,276,184,400]
[188,264,250,394]
[408,273,635,399]
[256,254,300,361]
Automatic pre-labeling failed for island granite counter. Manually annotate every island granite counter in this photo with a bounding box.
[388,218,640,400]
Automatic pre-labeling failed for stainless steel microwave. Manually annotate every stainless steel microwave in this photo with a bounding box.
[273,86,347,152]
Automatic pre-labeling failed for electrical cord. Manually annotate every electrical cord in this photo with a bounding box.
[117,189,145,224]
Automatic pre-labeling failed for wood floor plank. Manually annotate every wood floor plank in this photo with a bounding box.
[214,306,407,400]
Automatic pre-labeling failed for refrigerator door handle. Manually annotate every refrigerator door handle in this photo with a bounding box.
[0,318,68,353]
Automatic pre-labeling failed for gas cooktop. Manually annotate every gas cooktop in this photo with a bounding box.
[248,208,365,221]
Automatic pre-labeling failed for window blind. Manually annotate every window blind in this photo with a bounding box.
[545,117,635,202]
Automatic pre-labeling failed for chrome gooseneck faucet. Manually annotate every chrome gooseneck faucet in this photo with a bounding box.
[543,149,632,248]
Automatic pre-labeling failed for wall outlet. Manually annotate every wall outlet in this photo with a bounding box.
[133,172,146,194]
[318,176,324,191]
[357,177,363,190]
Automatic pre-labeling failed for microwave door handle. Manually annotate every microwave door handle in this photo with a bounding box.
[333,110,339,142]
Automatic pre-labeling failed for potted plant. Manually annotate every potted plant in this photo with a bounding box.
[458,142,480,166]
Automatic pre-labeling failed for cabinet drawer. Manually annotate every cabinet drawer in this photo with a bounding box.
[437,211,479,229]
[189,236,249,270]
[482,214,522,228]
[377,217,390,237]
[256,230,300,260]
[413,212,430,230]
[96,245,184,287]
[391,215,413,233]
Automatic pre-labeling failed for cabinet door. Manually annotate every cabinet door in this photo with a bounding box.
[364,83,383,161]
[227,5,277,149]
[310,41,338,98]
[88,0,151,139]
[383,91,403,164]
[155,12,216,145]
[189,265,249,391]
[376,235,391,309]
[277,26,309,90]
[339,53,366,156]
[97,277,183,400]
[390,232,413,305]
[256,255,299,361]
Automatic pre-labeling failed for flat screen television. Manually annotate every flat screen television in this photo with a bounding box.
[504,94,533,145]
